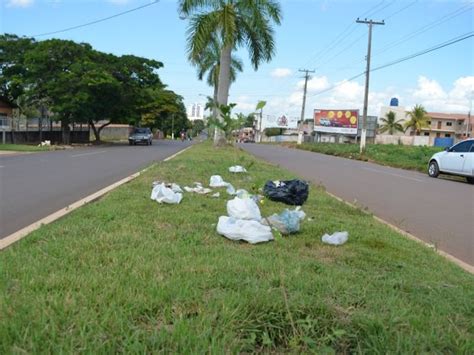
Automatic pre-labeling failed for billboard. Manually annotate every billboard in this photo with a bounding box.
[314,109,359,135]
[262,114,298,129]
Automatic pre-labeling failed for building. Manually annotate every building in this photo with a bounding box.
[421,112,470,144]
[188,103,204,121]
[378,102,471,146]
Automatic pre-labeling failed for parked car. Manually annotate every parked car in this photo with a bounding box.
[428,138,474,183]
[129,127,153,146]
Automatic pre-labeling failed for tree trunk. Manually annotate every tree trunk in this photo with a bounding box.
[214,44,232,146]
[89,120,111,144]
[61,120,70,145]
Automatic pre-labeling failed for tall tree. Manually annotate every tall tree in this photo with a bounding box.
[193,38,243,109]
[179,0,282,145]
[405,104,430,136]
[379,110,404,135]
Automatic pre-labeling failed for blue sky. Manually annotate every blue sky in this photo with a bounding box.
[1,0,473,118]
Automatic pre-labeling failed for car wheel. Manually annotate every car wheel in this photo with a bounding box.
[150,140,152,145]
[129,141,132,145]
[133,142,137,146]
[466,177,474,184]
[428,160,439,178]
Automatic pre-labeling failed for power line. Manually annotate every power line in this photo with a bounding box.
[383,0,418,21]
[308,31,474,99]
[374,3,472,56]
[31,0,159,38]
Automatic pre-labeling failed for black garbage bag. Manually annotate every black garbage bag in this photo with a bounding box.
[263,179,309,206]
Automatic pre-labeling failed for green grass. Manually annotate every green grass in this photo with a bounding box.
[0,143,52,152]
[285,142,443,172]
[1,142,472,353]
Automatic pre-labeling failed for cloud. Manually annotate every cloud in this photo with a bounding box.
[6,0,34,7]
[408,75,473,112]
[271,68,292,78]
[297,76,330,93]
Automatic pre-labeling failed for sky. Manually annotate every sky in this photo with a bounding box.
[1,0,473,119]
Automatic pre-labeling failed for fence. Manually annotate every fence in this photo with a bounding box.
[4,130,89,144]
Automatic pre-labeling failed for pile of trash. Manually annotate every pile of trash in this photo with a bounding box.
[150,168,349,246]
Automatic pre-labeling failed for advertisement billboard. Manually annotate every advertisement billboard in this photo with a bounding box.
[262,114,298,129]
[314,109,359,135]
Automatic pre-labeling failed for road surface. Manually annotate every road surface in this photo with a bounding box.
[241,144,474,266]
[0,140,192,238]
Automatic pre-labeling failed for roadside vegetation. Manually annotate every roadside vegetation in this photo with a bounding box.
[0,143,53,152]
[285,142,443,172]
[1,142,472,353]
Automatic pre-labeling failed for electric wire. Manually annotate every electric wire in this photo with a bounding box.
[31,0,159,38]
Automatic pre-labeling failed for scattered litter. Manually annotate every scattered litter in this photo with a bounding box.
[321,231,348,246]
[263,179,309,206]
[226,184,236,195]
[262,208,306,235]
[152,181,183,193]
[227,196,262,221]
[150,183,183,204]
[216,216,273,244]
[229,165,247,173]
[210,175,229,187]
[235,189,250,199]
[212,192,220,198]
[38,140,51,147]
[184,183,212,194]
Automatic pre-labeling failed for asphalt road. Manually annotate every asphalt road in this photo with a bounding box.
[241,144,474,266]
[0,140,192,238]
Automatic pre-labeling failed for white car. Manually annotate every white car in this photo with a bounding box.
[428,138,474,184]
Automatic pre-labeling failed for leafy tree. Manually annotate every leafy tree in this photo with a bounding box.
[179,0,282,145]
[207,102,245,143]
[405,104,430,135]
[191,119,205,137]
[379,110,404,135]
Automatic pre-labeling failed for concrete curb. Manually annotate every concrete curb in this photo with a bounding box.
[0,145,193,251]
[324,191,474,275]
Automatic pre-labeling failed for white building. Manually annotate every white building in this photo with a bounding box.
[187,103,204,121]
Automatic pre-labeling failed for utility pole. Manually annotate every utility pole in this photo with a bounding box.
[297,69,315,145]
[356,18,384,153]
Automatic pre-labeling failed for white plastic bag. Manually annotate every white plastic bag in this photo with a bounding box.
[321,231,348,245]
[184,183,212,194]
[150,183,183,204]
[227,197,261,221]
[216,216,273,244]
[229,165,247,173]
[209,175,228,187]
[226,184,236,195]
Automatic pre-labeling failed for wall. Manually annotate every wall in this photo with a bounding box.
[5,131,89,144]
[375,135,429,146]
[96,125,131,141]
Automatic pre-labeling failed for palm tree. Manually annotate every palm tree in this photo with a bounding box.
[179,0,282,144]
[404,104,430,135]
[379,110,404,135]
[193,38,243,116]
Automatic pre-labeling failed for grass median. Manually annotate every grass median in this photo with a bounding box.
[0,143,52,152]
[284,142,443,172]
[1,142,472,353]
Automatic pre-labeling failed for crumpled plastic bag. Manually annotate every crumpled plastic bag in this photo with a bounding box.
[321,231,348,245]
[226,183,236,195]
[227,196,262,221]
[152,181,183,193]
[216,216,273,244]
[262,208,306,235]
[229,165,247,173]
[263,179,309,206]
[184,182,212,194]
[150,183,183,204]
[210,175,229,187]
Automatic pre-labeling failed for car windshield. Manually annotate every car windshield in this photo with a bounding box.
[133,128,149,134]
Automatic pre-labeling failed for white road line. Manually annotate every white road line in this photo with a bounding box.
[362,166,424,182]
[0,165,4,168]
[71,150,107,158]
